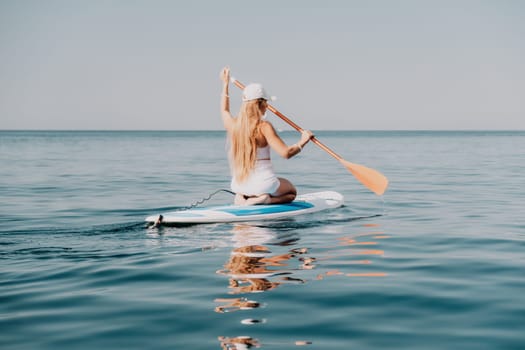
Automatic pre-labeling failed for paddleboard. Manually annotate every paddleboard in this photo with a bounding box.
[145,191,344,225]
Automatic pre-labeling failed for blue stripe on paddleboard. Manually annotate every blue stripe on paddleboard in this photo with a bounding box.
[218,201,314,216]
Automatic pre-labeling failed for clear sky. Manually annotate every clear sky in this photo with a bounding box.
[1,0,524,130]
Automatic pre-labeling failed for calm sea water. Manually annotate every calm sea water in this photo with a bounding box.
[1,130,524,349]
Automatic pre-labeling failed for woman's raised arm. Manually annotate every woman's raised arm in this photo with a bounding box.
[219,67,234,132]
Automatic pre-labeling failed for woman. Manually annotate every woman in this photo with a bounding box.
[220,67,313,205]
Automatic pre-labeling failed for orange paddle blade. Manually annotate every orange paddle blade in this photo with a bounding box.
[340,160,389,196]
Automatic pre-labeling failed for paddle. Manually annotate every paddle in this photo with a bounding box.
[230,77,389,196]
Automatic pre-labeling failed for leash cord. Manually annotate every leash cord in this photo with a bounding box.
[178,189,235,211]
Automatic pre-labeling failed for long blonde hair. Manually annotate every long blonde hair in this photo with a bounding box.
[229,99,266,182]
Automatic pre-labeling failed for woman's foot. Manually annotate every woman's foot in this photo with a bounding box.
[245,194,271,205]
[234,194,247,205]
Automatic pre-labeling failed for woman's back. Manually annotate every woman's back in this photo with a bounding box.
[256,144,271,160]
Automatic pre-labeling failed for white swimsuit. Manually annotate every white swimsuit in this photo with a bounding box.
[230,145,280,196]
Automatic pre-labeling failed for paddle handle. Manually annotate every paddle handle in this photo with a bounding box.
[231,78,344,162]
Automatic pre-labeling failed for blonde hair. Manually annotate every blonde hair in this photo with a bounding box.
[229,99,266,182]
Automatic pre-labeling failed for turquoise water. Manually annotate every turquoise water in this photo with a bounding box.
[1,130,524,349]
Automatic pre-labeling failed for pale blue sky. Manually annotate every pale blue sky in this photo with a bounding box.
[1,0,524,130]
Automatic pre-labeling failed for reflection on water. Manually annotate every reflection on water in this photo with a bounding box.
[215,221,389,348]
[215,224,310,349]
[316,227,389,280]
[217,243,306,294]
[216,224,305,297]
[218,335,261,349]
[214,297,261,314]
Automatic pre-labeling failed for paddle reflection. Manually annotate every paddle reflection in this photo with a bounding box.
[315,223,389,280]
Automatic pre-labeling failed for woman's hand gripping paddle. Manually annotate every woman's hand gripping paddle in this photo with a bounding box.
[230,77,389,196]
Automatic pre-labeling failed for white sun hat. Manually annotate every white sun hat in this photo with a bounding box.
[242,83,276,102]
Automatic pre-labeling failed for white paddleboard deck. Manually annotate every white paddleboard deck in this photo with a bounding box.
[145,191,344,224]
